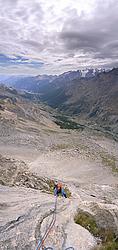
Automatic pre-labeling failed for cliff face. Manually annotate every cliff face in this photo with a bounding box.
[0,150,118,250]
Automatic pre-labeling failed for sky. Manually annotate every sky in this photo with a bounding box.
[0,0,118,75]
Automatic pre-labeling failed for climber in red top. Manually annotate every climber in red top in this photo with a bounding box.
[54,182,67,198]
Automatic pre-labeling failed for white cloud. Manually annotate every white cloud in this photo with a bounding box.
[0,0,118,75]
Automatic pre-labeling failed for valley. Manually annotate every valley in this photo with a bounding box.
[0,83,118,249]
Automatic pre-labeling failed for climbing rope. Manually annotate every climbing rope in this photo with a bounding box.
[35,196,74,250]
[36,195,57,250]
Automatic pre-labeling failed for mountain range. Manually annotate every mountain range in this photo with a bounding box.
[0,67,118,137]
[40,68,118,135]
[0,68,106,90]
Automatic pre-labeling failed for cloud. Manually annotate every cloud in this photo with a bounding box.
[60,0,118,65]
[0,0,118,75]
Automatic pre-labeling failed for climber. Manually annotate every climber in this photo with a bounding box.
[54,182,67,198]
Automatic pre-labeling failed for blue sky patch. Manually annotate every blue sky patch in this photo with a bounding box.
[0,54,44,68]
